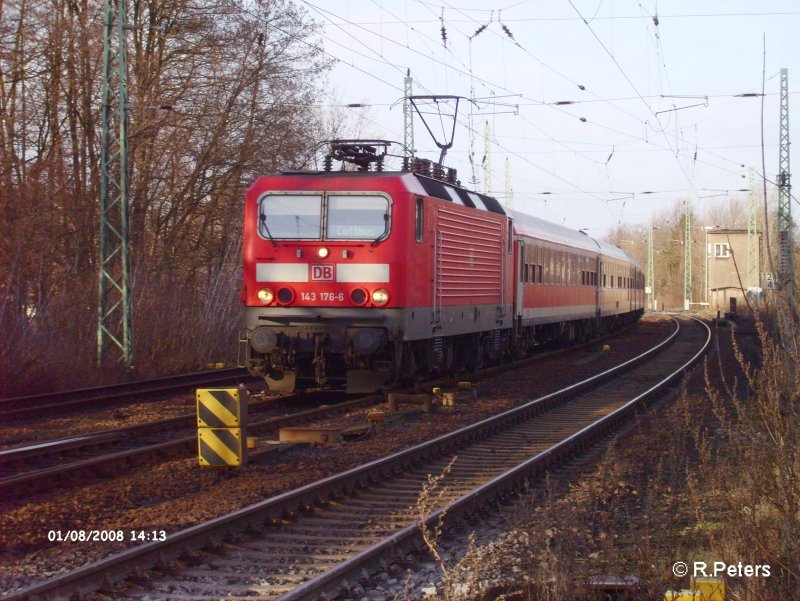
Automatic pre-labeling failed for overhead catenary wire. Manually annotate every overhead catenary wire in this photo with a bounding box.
[567,0,704,204]
[310,1,650,189]
[319,0,759,189]
[303,0,618,202]
[219,0,778,221]
[429,0,747,188]
[339,10,800,24]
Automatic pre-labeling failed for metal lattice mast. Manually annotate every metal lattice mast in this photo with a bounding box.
[483,121,491,194]
[777,68,794,296]
[504,157,513,208]
[684,200,692,310]
[97,0,133,366]
[647,224,654,310]
[748,167,759,289]
[403,69,414,158]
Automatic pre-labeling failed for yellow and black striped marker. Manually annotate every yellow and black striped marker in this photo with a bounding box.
[198,428,244,467]
[196,388,248,467]
[196,388,243,427]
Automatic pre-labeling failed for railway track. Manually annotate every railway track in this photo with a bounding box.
[0,367,259,421]
[6,316,710,601]
[0,390,369,498]
[1,324,643,499]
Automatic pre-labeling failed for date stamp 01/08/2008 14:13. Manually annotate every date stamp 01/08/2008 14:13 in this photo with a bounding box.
[47,530,167,543]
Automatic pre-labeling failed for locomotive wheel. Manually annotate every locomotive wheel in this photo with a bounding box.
[401,343,419,384]
[442,340,455,373]
[465,336,483,371]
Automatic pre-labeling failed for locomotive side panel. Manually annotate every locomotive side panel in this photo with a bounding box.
[421,200,513,339]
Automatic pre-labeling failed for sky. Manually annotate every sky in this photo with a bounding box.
[295,0,799,237]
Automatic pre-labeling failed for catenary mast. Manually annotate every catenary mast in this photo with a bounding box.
[97,0,133,366]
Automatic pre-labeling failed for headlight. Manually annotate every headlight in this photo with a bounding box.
[257,288,274,304]
[371,289,389,305]
[317,246,330,258]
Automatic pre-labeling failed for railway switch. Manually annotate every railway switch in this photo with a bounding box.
[196,386,249,467]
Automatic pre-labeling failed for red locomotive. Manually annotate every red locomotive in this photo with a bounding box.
[240,141,644,392]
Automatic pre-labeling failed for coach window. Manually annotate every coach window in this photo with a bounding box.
[327,194,390,240]
[260,193,322,239]
[415,197,424,243]
[525,243,531,283]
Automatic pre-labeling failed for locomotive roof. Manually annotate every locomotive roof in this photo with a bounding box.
[275,169,639,266]
[278,170,508,215]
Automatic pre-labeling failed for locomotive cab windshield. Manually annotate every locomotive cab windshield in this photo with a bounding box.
[259,192,391,241]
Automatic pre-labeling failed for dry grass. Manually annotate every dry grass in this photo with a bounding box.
[690,301,800,600]
[408,297,800,601]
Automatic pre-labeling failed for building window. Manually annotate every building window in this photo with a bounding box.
[714,243,731,258]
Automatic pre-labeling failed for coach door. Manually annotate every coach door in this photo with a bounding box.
[515,239,524,320]
[595,255,603,320]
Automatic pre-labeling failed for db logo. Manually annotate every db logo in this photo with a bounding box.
[311,265,335,281]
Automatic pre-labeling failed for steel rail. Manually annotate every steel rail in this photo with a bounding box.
[280,317,711,601]
[0,324,639,497]
[0,368,257,420]
[0,320,631,422]
[4,318,692,601]
[0,392,381,497]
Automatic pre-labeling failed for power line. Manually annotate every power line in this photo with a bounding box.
[567,0,701,200]
[317,1,753,190]
[337,11,800,24]
[429,0,739,188]
[221,1,763,215]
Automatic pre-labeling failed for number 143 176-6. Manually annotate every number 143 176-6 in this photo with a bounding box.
[300,291,345,302]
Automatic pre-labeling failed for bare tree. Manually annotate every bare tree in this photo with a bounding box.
[0,0,330,393]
